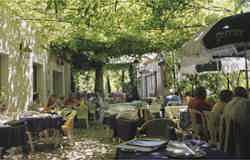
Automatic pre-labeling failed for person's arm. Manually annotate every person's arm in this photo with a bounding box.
[202,101,213,111]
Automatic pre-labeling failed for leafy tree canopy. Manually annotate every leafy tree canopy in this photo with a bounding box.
[1,0,248,69]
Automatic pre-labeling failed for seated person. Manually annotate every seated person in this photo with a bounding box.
[41,95,57,112]
[188,86,212,124]
[220,87,250,157]
[210,90,233,136]
[212,90,233,122]
[64,97,75,106]
[64,96,81,107]
[182,91,193,105]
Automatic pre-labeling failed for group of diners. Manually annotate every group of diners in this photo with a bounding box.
[31,93,102,117]
[187,86,250,158]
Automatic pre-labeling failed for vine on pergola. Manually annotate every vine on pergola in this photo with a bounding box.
[49,34,155,69]
[49,33,156,96]
[2,0,246,96]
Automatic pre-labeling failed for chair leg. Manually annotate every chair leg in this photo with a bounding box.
[63,127,73,143]
[68,130,73,142]
[26,132,34,152]
[53,129,61,146]
[44,129,50,144]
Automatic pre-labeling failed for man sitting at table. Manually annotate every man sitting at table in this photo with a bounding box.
[220,87,250,157]
[42,95,57,112]
[188,86,212,114]
[211,90,233,126]
[188,86,212,139]
[183,91,193,105]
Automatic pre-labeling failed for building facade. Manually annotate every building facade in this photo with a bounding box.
[0,8,71,115]
[137,54,164,99]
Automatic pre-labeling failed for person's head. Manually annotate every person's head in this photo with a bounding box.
[47,95,57,106]
[194,86,207,99]
[234,87,248,98]
[219,90,233,103]
[184,91,192,97]
[183,91,192,105]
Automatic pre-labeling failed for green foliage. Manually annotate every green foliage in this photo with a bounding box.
[1,0,248,95]
[74,71,95,92]
[46,0,67,14]
[177,70,247,97]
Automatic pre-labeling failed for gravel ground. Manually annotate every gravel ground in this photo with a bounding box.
[3,124,117,160]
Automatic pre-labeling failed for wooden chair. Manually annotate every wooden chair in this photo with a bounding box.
[137,108,153,122]
[61,111,77,142]
[75,100,89,129]
[189,109,208,139]
[87,102,96,122]
[114,118,138,141]
[203,111,219,146]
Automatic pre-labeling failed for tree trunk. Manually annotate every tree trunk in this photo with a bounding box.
[106,75,111,95]
[128,64,139,101]
[71,70,76,93]
[95,66,104,97]
[159,63,167,101]
[121,70,125,92]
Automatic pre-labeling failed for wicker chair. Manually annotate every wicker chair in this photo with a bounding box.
[189,109,208,139]
[114,118,138,141]
[138,118,177,140]
[75,101,89,129]
[137,108,153,122]
[62,111,77,142]
[203,111,218,146]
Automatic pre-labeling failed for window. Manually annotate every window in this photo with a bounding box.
[53,71,63,97]
[0,54,8,93]
[33,63,43,102]
[33,64,38,95]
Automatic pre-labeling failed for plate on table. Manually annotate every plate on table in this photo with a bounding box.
[117,138,168,152]
[127,138,168,148]
[166,140,207,159]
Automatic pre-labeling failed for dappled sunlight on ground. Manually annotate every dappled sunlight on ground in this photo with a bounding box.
[3,124,117,160]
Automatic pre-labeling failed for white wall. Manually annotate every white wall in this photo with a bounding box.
[0,7,71,118]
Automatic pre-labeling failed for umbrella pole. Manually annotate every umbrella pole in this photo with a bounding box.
[245,52,249,89]
[227,73,230,89]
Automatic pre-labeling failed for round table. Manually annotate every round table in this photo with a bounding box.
[0,121,26,148]
[20,115,64,132]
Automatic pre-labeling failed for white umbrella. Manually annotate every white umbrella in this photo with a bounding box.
[180,27,213,65]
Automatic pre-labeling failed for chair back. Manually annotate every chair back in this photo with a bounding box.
[114,118,138,141]
[76,100,88,119]
[203,111,218,144]
[189,109,207,139]
[137,108,153,122]
[139,118,177,140]
[63,111,77,129]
